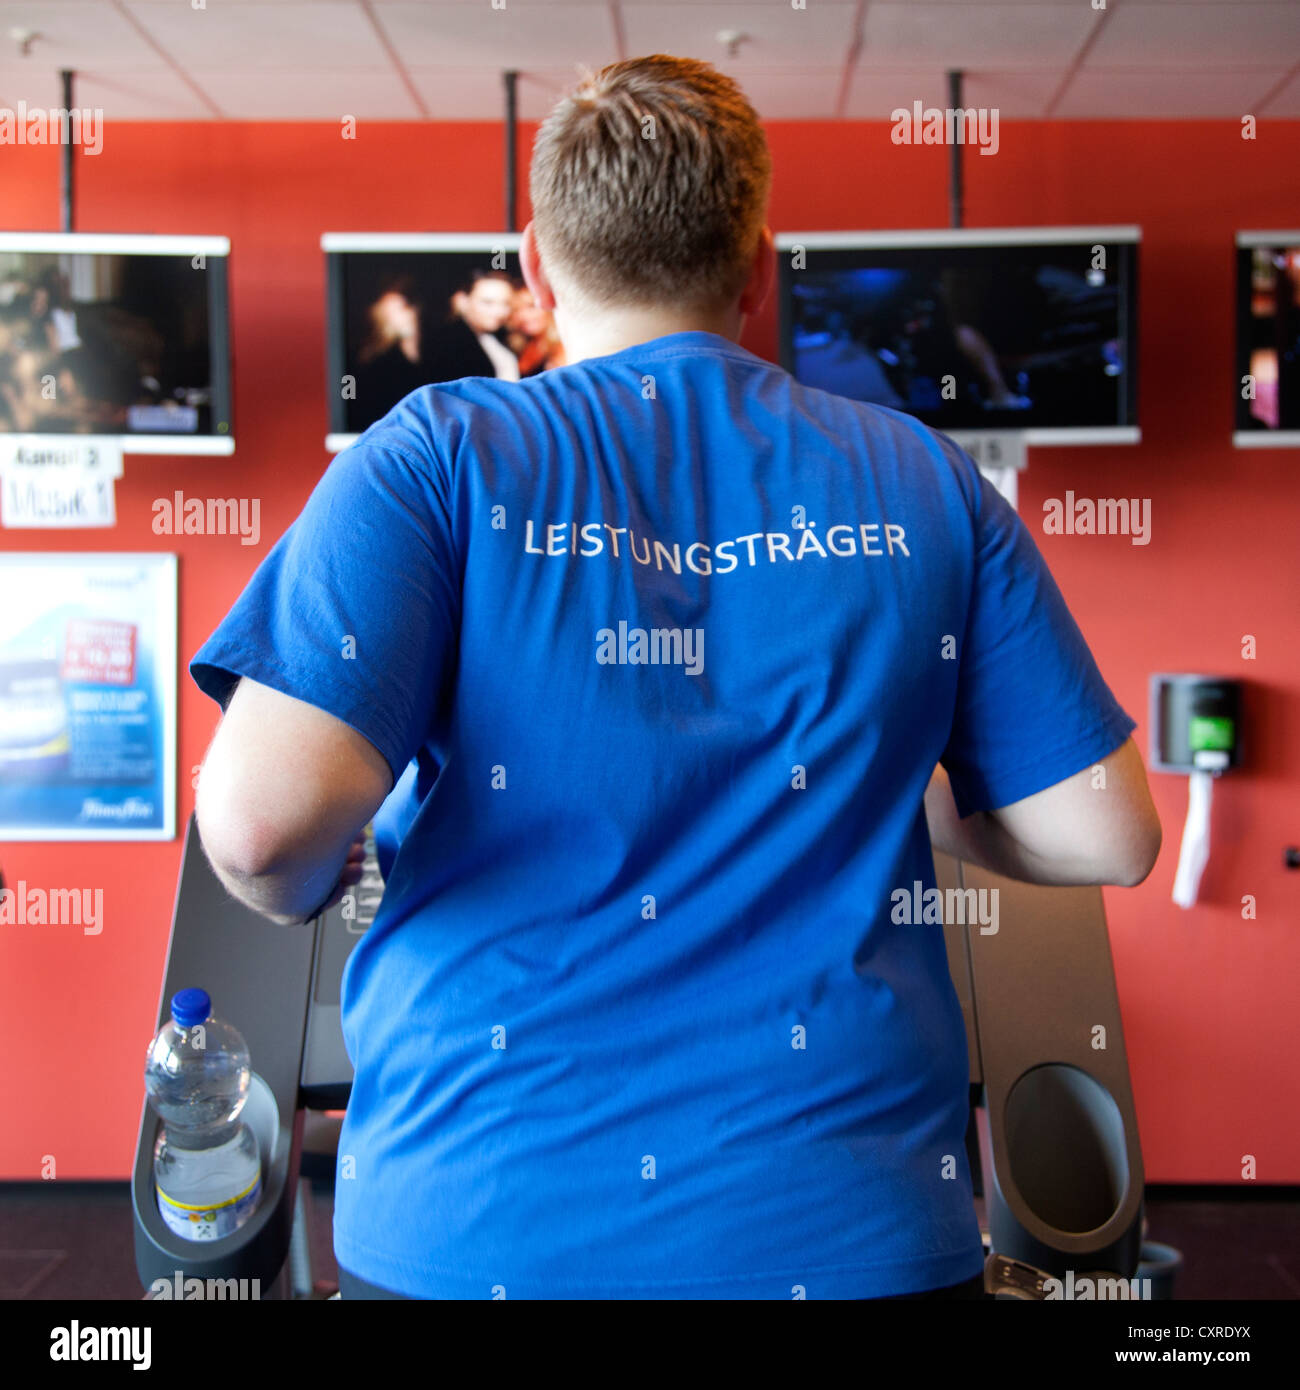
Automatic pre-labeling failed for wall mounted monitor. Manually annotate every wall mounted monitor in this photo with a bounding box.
[1235,232,1300,446]
[0,233,232,455]
[776,227,1140,445]
[323,233,568,452]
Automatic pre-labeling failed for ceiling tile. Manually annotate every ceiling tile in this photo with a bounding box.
[371,0,611,5]
[195,68,426,119]
[70,67,213,120]
[844,65,1067,121]
[120,0,394,73]
[720,69,841,120]
[1087,2,1300,70]
[842,69,953,120]
[621,2,859,68]
[0,0,168,70]
[863,0,1084,5]
[963,69,1065,119]
[0,0,1294,123]
[0,61,77,109]
[379,2,618,70]
[0,62,210,119]
[1261,69,1300,117]
[860,2,1099,70]
[407,67,543,119]
[1054,68,1288,118]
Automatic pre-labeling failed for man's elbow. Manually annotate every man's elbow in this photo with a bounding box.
[195,779,286,885]
[1112,812,1163,887]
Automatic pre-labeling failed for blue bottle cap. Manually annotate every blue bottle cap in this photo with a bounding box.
[171,988,211,1028]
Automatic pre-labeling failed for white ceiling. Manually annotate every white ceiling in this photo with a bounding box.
[0,0,1297,122]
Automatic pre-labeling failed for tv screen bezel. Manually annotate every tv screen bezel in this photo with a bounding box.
[774,225,1141,446]
[0,231,233,456]
[1233,230,1300,448]
[322,231,524,452]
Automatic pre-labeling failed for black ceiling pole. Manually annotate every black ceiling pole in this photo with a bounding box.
[60,69,75,232]
[504,70,519,233]
[948,69,964,230]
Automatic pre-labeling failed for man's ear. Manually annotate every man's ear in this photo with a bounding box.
[738,225,776,317]
[520,223,558,312]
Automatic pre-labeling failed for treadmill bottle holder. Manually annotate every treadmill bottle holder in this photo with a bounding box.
[132,815,322,1296]
[133,1071,303,1292]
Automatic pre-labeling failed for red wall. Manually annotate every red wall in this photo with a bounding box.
[1,119,1297,1183]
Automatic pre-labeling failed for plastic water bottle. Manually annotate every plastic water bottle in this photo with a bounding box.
[143,988,262,1242]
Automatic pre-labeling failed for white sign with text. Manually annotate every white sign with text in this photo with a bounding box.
[0,438,121,528]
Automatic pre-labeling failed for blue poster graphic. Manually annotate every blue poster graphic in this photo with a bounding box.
[0,554,176,840]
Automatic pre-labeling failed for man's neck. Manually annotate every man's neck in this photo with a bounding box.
[554,302,744,365]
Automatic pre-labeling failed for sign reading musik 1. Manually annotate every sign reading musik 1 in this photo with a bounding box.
[521,519,911,574]
[0,438,122,529]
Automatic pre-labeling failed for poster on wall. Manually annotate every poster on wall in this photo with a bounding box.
[0,553,176,841]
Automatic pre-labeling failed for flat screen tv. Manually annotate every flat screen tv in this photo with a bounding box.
[1235,232,1300,445]
[776,227,1140,445]
[0,233,232,454]
[323,233,567,451]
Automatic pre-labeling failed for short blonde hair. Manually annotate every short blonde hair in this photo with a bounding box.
[529,55,772,312]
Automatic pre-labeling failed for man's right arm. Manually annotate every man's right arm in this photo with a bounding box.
[926,737,1162,888]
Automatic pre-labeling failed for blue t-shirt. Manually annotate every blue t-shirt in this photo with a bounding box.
[191,331,1135,1299]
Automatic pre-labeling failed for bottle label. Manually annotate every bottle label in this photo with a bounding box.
[156,1173,262,1242]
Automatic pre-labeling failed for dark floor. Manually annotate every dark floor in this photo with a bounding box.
[2,1179,1297,1300]
[0,1176,337,1300]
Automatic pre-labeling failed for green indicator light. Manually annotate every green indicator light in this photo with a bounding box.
[1189,715,1234,752]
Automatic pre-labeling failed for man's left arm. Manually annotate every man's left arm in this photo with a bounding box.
[196,676,394,926]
